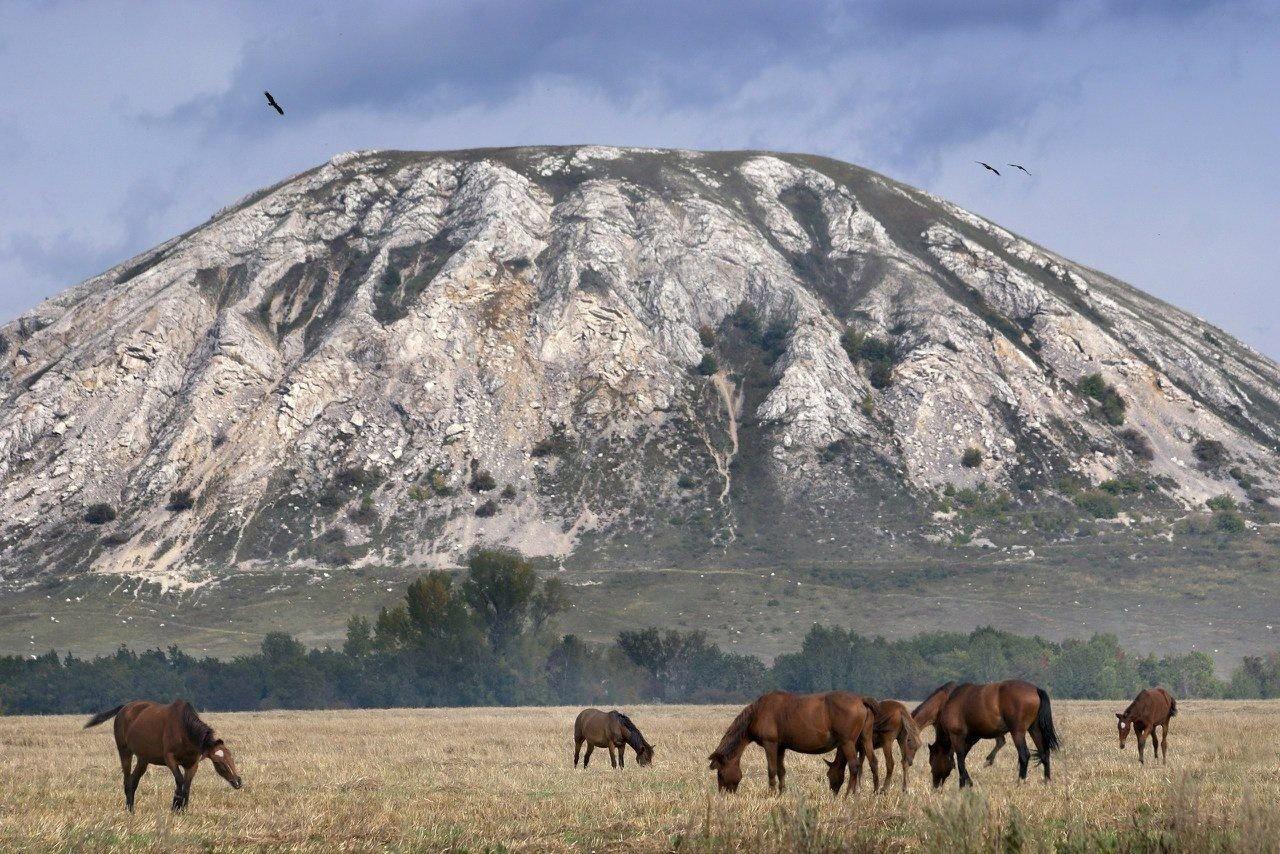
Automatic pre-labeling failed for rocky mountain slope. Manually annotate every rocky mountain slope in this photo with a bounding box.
[2,145,1277,587]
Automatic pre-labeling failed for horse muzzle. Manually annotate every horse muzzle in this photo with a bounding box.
[230,777,244,790]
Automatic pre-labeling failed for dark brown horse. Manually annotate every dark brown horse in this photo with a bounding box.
[709,691,880,794]
[1117,687,1176,764]
[85,700,242,811]
[928,680,1060,788]
[913,681,1009,768]
[573,708,654,768]
[825,699,923,793]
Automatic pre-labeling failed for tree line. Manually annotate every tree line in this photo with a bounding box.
[2,549,1279,714]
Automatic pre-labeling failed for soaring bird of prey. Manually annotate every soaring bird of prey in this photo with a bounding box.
[264,91,284,115]
[975,161,1000,176]
[1008,163,1032,175]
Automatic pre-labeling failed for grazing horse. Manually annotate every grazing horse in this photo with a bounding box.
[825,699,923,793]
[928,680,1060,788]
[709,691,880,794]
[913,681,1008,769]
[85,699,243,811]
[1116,687,1176,764]
[573,709,654,769]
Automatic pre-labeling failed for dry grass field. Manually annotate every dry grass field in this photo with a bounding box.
[3,701,1280,852]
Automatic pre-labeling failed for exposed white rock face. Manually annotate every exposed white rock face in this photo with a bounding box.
[1,146,1277,584]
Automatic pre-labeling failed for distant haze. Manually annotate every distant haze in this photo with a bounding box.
[1,1,1277,358]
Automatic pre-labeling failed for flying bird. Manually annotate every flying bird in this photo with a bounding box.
[975,161,1000,176]
[1008,163,1032,175]
[264,91,284,116]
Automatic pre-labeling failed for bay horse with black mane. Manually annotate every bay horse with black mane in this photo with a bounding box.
[709,691,880,794]
[85,699,242,811]
[926,680,1060,788]
[573,708,654,769]
[1116,687,1176,764]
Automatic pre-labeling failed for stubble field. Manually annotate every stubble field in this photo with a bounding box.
[2,701,1279,852]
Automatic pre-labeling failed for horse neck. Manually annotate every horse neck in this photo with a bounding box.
[912,686,952,727]
[178,702,215,750]
[712,703,756,763]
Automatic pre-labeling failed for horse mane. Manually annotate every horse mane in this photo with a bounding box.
[911,681,957,723]
[899,705,923,751]
[178,700,219,751]
[710,701,756,763]
[614,712,650,752]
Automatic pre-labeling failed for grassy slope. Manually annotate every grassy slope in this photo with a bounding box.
[2,521,1278,667]
[4,702,1280,851]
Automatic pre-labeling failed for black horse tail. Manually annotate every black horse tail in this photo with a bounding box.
[1033,687,1060,762]
[1169,697,1178,718]
[84,704,124,728]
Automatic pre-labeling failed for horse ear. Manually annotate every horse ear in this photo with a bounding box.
[1115,712,1125,720]
[708,754,722,770]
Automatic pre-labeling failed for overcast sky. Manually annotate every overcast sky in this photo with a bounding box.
[1,1,1277,357]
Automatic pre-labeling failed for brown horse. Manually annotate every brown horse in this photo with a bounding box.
[825,699,923,793]
[1116,687,1176,764]
[709,691,880,794]
[85,700,242,811]
[573,708,654,769]
[913,681,1009,769]
[928,680,1060,788]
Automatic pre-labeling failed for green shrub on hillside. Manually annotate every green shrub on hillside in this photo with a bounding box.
[1074,490,1120,519]
[1078,373,1127,425]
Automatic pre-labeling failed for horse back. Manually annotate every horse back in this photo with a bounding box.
[115,700,196,763]
[1132,688,1175,725]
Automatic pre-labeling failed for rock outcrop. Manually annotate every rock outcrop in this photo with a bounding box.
[2,146,1276,585]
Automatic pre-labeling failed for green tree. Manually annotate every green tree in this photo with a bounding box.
[462,549,566,653]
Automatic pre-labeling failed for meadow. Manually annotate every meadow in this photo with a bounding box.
[2,701,1279,852]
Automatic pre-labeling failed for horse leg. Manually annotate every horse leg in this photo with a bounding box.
[1161,723,1169,763]
[181,762,198,810]
[165,755,186,811]
[862,724,880,793]
[574,737,583,767]
[617,742,626,769]
[898,731,910,792]
[607,744,617,769]
[1136,727,1147,765]
[985,734,1006,766]
[955,737,976,788]
[776,748,787,793]
[880,744,895,793]
[1028,725,1051,782]
[1011,730,1031,782]
[839,740,862,796]
[118,748,133,811]
[763,741,780,792]
[125,760,147,813]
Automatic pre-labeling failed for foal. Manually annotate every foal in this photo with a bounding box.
[573,709,654,769]
[85,699,243,811]
[825,699,922,793]
[1116,687,1176,764]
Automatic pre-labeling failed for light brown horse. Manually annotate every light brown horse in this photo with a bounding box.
[1116,687,1176,764]
[85,700,242,811]
[928,680,1060,788]
[709,691,880,794]
[825,699,923,793]
[573,708,654,769]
